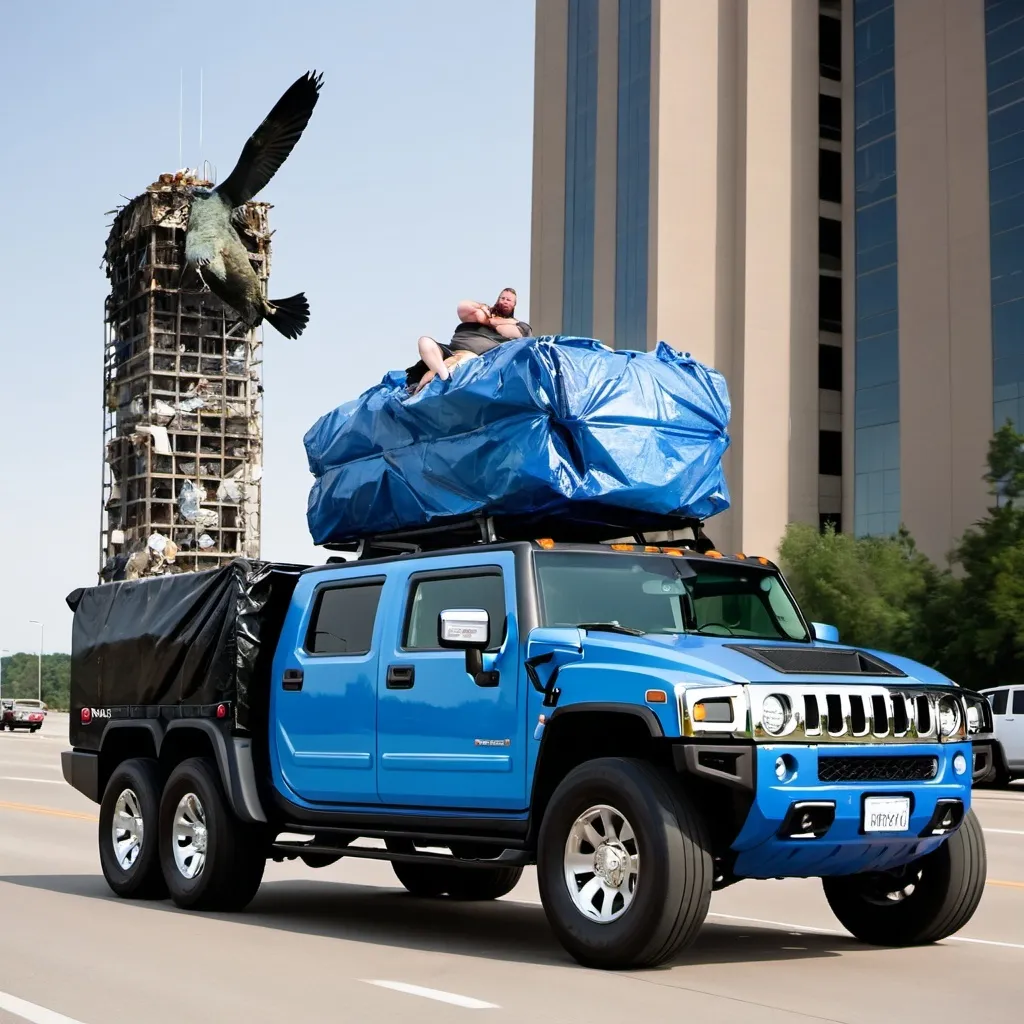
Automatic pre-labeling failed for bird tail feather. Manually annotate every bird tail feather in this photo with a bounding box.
[265,292,310,339]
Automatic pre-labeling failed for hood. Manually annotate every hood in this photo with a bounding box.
[572,631,956,688]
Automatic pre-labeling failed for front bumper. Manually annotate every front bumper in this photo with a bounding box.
[730,742,972,879]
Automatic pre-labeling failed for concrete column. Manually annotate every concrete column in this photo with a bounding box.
[592,0,619,343]
[529,0,569,335]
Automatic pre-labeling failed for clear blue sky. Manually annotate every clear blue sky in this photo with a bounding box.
[0,0,536,655]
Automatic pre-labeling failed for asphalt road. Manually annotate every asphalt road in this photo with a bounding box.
[2,715,1024,1023]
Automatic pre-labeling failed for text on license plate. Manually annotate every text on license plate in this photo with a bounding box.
[863,796,910,833]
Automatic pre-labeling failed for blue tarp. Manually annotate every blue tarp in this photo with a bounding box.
[304,337,731,545]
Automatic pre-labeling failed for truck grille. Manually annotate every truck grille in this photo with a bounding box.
[818,755,938,783]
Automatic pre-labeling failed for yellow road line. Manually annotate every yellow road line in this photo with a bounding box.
[0,800,97,822]
[988,878,1024,890]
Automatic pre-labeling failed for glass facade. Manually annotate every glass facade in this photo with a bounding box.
[853,0,900,537]
[614,0,652,350]
[562,0,599,336]
[986,0,1024,430]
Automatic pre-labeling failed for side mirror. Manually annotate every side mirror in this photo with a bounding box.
[438,609,497,686]
[812,621,840,644]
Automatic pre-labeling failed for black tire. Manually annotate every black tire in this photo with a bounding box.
[537,757,713,970]
[822,808,987,946]
[386,839,522,900]
[158,757,267,912]
[98,758,167,900]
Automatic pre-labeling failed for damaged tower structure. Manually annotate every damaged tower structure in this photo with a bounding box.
[100,172,267,581]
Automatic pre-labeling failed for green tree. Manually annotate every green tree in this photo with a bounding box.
[778,521,945,661]
[0,653,71,709]
[934,421,1024,689]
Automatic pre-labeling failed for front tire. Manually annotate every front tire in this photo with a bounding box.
[158,757,267,912]
[823,808,987,946]
[98,758,167,900]
[537,757,713,970]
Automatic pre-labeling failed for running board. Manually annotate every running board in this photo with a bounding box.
[271,839,533,869]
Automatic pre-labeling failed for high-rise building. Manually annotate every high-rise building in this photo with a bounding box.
[100,173,266,580]
[530,0,1011,564]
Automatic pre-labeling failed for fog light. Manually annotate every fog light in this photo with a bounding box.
[953,752,967,776]
[774,753,798,783]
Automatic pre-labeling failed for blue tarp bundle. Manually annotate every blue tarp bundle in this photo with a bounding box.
[304,337,731,545]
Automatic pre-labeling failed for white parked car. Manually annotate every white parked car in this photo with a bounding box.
[978,685,1024,785]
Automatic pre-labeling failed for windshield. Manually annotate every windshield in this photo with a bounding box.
[535,551,809,642]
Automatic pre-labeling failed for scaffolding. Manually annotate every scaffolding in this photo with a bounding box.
[99,172,268,581]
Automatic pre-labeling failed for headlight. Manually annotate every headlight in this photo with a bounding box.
[939,698,961,738]
[761,695,790,736]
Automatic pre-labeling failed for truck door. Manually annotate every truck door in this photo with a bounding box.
[375,553,527,811]
[1004,688,1024,772]
[271,572,386,805]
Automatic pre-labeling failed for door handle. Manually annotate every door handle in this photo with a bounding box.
[282,668,304,691]
[387,665,415,689]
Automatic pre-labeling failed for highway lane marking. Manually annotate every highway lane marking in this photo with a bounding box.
[0,777,64,785]
[0,801,96,822]
[985,828,1024,836]
[362,981,499,1009]
[0,990,87,1024]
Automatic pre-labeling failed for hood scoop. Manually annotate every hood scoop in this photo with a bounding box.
[725,644,906,677]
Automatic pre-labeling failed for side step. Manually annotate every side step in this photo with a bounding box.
[271,838,533,869]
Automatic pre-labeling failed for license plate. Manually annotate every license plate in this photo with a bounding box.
[863,796,910,833]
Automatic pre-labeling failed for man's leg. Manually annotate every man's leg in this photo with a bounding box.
[417,335,450,380]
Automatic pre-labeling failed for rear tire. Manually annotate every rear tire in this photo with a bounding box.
[822,808,987,946]
[537,757,713,970]
[158,757,267,912]
[98,758,167,900]
[386,839,523,900]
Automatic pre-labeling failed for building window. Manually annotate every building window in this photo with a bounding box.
[853,0,899,538]
[819,344,843,391]
[562,0,599,336]
[985,0,1024,430]
[819,430,843,476]
[819,276,843,332]
[614,0,652,350]
[819,94,842,142]
[820,14,842,82]
[820,149,842,203]
[820,216,842,271]
[819,512,843,534]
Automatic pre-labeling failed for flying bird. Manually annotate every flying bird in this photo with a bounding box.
[184,71,324,338]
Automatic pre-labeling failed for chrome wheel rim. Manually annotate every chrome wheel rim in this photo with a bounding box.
[563,803,639,923]
[111,788,144,871]
[172,792,208,879]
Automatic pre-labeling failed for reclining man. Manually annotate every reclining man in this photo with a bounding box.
[406,288,533,393]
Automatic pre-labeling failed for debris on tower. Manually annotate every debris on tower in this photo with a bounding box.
[99,173,267,583]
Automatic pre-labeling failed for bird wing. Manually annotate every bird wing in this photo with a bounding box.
[215,71,324,206]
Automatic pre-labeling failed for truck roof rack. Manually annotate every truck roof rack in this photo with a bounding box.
[323,512,715,561]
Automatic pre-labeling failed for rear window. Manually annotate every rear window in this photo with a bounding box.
[306,581,384,655]
[1014,690,1024,715]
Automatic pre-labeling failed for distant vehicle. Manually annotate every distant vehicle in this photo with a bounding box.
[978,685,1024,785]
[2,699,46,732]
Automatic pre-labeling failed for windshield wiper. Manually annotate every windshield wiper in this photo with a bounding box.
[577,622,646,637]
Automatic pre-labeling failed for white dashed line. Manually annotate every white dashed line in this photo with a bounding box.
[0,989,88,1024]
[362,980,499,1009]
[984,828,1024,836]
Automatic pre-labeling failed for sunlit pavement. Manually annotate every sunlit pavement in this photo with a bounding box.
[2,714,1023,1023]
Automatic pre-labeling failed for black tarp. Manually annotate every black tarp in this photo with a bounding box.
[66,559,305,744]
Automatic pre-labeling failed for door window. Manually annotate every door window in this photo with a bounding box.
[404,572,506,652]
[1013,689,1024,714]
[989,689,1009,715]
[306,581,384,655]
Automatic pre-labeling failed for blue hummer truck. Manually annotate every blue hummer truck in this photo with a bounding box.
[63,516,996,970]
